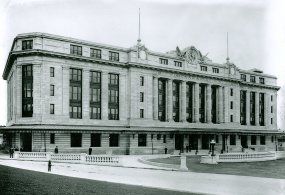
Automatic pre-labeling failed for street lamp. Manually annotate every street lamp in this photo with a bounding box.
[210,139,216,156]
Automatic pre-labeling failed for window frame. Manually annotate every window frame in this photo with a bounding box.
[50,104,55,114]
[138,134,147,147]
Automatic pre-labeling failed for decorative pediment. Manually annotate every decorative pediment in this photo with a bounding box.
[176,46,212,64]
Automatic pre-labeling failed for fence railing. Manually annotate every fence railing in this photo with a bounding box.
[14,152,121,166]
[218,152,276,162]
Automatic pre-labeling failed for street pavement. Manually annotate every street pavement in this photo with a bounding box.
[0,155,284,195]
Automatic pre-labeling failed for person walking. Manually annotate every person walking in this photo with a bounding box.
[88,146,92,155]
[48,160,52,172]
[54,146,58,154]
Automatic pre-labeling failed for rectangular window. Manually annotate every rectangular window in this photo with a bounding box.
[212,67,219,73]
[140,92,144,102]
[260,136,266,145]
[158,79,166,121]
[259,93,265,126]
[138,134,147,147]
[271,106,273,113]
[109,134,119,147]
[230,115,233,122]
[250,75,256,83]
[109,51,119,61]
[108,73,119,120]
[140,76,144,86]
[230,88,233,96]
[50,85,55,96]
[50,104,54,114]
[271,118,273,124]
[201,66,207,71]
[50,67,54,77]
[69,68,82,119]
[174,61,182,67]
[22,40,33,50]
[91,133,101,147]
[70,44,82,56]
[259,77,265,84]
[90,48,101,59]
[230,135,236,145]
[173,81,180,122]
[250,92,256,125]
[140,109,144,118]
[251,135,256,145]
[70,133,82,147]
[241,74,246,81]
[50,133,55,144]
[157,134,161,140]
[271,95,273,102]
[90,71,101,119]
[240,90,246,125]
[230,101,233,109]
[22,65,33,117]
[159,58,168,65]
[163,134,166,143]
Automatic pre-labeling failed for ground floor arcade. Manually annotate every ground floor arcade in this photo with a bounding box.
[1,127,281,155]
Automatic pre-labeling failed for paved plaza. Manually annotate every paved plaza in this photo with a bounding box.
[0,155,284,195]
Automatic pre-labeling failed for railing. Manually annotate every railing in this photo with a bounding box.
[14,152,121,166]
[218,152,276,162]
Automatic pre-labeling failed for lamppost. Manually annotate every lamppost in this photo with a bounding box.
[210,139,216,156]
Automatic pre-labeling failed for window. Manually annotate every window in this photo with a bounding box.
[212,67,219,73]
[230,101,233,109]
[91,133,101,147]
[70,68,82,119]
[201,66,207,71]
[140,109,144,118]
[108,73,119,120]
[90,71,101,119]
[71,133,82,147]
[159,58,168,65]
[90,107,101,119]
[157,134,161,140]
[271,106,273,113]
[50,85,55,96]
[240,90,246,125]
[271,95,273,102]
[230,88,233,96]
[22,40,33,50]
[251,135,256,145]
[230,115,233,122]
[50,67,54,77]
[109,51,119,61]
[158,79,166,121]
[50,104,54,114]
[70,44,82,56]
[260,136,266,145]
[271,118,273,124]
[259,77,265,84]
[109,134,119,147]
[140,92,144,102]
[22,65,33,117]
[140,76,144,86]
[241,74,246,81]
[50,133,55,144]
[250,75,256,83]
[90,48,101,59]
[138,134,147,147]
[230,135,236,145]
[163,135,166,143]
[271,136,274,143]
[174,61,182,67]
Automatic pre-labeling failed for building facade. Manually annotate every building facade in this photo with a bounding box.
[0,32,281,154]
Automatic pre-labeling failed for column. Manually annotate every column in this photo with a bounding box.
[101,71,108,120]
[218,86,223,123]
[82,69,90,119]
[194,83,200,123]
[119,74,127,121]
[16,65,22,118]
[224,86,229,123]
[153,77,158,120]
[206,84,212,123]
[62,66,69,118]
[181,81,187,122]
[33,64,41,119]
[246,90,250,125]
[255,92,259,126]
[167,79,173,122]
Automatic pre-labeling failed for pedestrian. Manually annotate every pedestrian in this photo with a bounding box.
[9,147,12,158]
[88,146,92,155]
[48,160,52,172]
[11,147,14,158]
[54,146,58,154]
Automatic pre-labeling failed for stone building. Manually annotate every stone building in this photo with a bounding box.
[0,32,281,154]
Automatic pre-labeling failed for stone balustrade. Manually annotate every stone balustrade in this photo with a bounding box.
[218,152,276,162]
[15,152,121,165]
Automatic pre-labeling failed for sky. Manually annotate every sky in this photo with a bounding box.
[0,0,284,129]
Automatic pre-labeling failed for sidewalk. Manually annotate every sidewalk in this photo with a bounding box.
[0,155,284,195]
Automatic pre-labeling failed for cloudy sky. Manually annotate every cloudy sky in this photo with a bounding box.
[0,0,284,129]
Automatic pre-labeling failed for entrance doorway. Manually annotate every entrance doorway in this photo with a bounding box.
[175,134,184,152]
[20,133,32,152]
[222,135,226,152]
[201,134,210,149]
[241,135,248,148]
[189,135,199,150]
